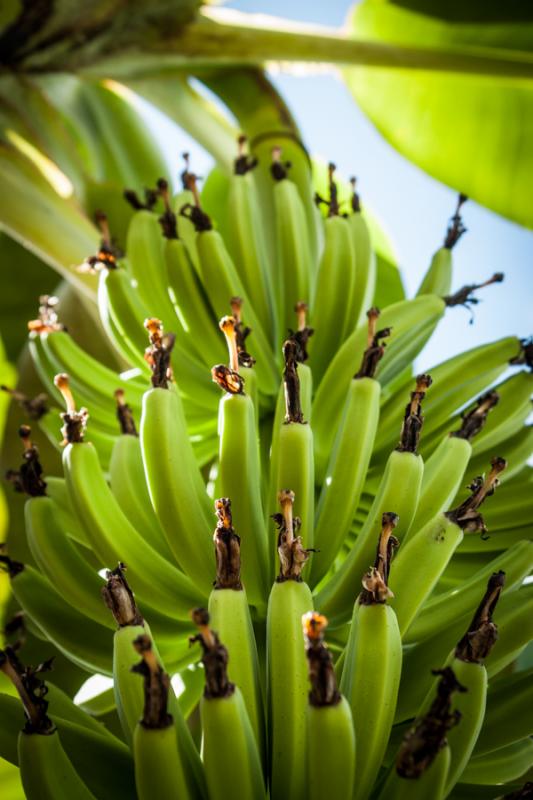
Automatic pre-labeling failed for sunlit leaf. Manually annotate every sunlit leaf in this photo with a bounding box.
[344,0,533,228]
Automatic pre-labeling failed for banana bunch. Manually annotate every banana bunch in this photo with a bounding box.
[2,124,533,800]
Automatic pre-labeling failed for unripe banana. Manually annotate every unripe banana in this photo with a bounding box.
[191,608,265,800]
[130,635,190,800]
[207,498,265,756]
[347,178,376,327]
[271,146,312,337]
[267,490,314,800]
[311,309,389,587]
[340,514,402,800]
[416,195,467,298]
[303,612,355,800]
[379,667,466,800]
[389,457,506,637]
[0,645,96,800]
[213,315,270,607]
[408,389,499,538]
[316,375,430,623]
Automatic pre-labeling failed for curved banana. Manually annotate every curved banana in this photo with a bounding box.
[315,375,430,624]
[191,608,265,800]
[311,310,389,587]
[389,457,507,638]
[408,389,499,538]
[379,668,466,800]
[442,572,505,796]
[313,294,445,474]
[340,514,402,800]
[109,394,173,561]
[303,612,355,800]
[267,490,313,800]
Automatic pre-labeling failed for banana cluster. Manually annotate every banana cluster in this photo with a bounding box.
[1,135,532,800]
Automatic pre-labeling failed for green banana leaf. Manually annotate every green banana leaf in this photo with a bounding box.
[344,0,533,229]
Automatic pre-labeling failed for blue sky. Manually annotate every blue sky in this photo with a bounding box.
[145,0,532,371]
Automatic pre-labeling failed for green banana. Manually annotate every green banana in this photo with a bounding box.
[315,375,430,624]
[340,513,402,800]
[213,316,270,607]
[416,194,467,298]
[102,566,205,799]
[270,146,312,337]
[379,668,466,800]
[408,390,499,538]
[109,393,174,560]
[474,667,533,756]
[388,457,507,637]
[461,739,533,786]
[310,165,357,379]
[267,490,313,800]
[131,635,190,800]
[0,646,95,800]
[191,608,265,800]
[268,340,315,573]
[54,374,204,616]
[347,178,376,328]
[313,294,445,475]
[405,539,533,644]
[441,572,506,796]
[303,612,355,800]
[311,309,389,587]
[207,498,265,756]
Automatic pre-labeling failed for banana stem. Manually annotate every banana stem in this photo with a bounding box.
[454,571,505,663]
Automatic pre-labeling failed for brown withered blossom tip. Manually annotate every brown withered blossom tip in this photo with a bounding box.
[144,318,175,389]
[0,646,54,734]
[211,365,245,395]
[179,169,212,232]
[53,373,88,445]
[131,634,172,729]
[454,571,504,663]
[5,425,47,497]
[396,374,432,454]
[283,338,305,423]
[234,135,258,175]
[102,563,143,628]
[446,456,506,535]
[359,512,399,605]
[303,612,341,707]
[114,389,137,436]
[78,211,122,273]
[451,390,499,441]
[190,608,234,700]
[355,307,392,379]
[213,498,242,591]
[1,386,48,420]
[271,146,291,181]
[272,489,313,582]
[443,193,468,250]
[396,667,466,779]
[27,295,64,335]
